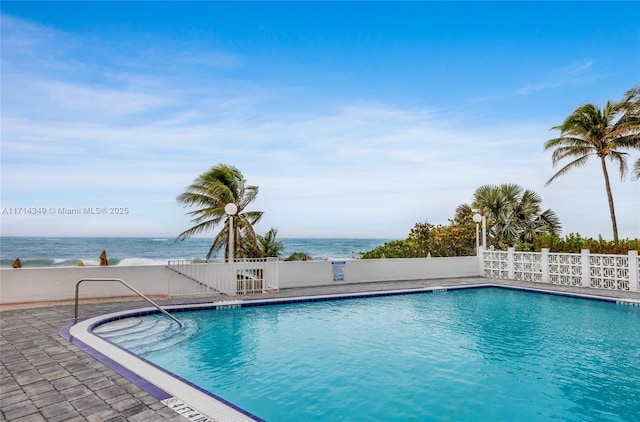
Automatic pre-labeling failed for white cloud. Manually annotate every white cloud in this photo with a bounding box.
[518,59,595,95]
[1,13,637,241]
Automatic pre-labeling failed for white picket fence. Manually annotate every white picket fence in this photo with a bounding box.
[167,258,279,297]
[481,248,639,292]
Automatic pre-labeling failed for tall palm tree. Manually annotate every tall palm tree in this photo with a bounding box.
[472,184,561,248]
[544,86,640,243]
[176,164,264,259]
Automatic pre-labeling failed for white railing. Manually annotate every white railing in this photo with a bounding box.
[167,258,279,297]
[481,248,639,292]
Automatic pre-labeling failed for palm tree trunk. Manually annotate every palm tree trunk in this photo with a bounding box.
[600,157,619,243]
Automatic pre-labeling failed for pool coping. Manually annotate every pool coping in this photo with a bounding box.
[61,282,640,421]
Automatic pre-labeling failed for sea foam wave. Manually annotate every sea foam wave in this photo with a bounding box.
[117,257,169,266]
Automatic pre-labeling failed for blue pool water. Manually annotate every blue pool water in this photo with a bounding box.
[101,288,640,421]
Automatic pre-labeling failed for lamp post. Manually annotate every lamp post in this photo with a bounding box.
[481,214,486,249]
[472,211,487,253]
[224,203,238,262]
[473,213,482,255]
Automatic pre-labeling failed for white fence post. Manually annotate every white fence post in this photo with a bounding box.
[581,249,590,288]
[629,250,639,292]
[477,246,485,276]
[507,247,515,280]
[541,248,549,284]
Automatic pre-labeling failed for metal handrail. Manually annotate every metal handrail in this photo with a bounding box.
[74,278,184,327]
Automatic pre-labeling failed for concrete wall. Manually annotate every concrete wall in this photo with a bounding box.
[0,256,482,304]
[277,256,479,288]
[0,265,171,304]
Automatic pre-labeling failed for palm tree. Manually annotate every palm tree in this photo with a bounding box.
[176,164,264,259]
[257,227,285,258]
[634,158,640,180]
[544,86,640,243]
[471,184,561,248]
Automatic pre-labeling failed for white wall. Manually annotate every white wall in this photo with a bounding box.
[0,265,170,304]
[277,261,334,288]
[277,257,480,288]
[0,257,482,305]
[347,256,479,282]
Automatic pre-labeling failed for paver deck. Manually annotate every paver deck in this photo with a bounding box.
[2,277,639,421]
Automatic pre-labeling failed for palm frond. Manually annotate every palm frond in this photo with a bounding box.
[608,151,629,180]
[545,155,590,186]
[175,219,218,241]
[550,146,591,166]
[537,209,562,235]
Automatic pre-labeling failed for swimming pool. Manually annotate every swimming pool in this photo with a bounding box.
[77,286,640,421]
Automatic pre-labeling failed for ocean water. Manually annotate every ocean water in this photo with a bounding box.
[0,237,392,268]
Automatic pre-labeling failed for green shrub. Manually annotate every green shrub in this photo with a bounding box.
[283,252,312,261]
[533,233,639,254]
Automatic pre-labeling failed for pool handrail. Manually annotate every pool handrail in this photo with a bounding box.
[74,278,184,328]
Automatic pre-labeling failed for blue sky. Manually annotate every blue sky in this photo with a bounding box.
[1,1,639,240]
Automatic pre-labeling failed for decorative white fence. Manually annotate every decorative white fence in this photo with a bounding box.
[481,248,639,292]
[167,258,279,297]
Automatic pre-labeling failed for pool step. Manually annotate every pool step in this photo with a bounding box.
[93,316,198,356]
